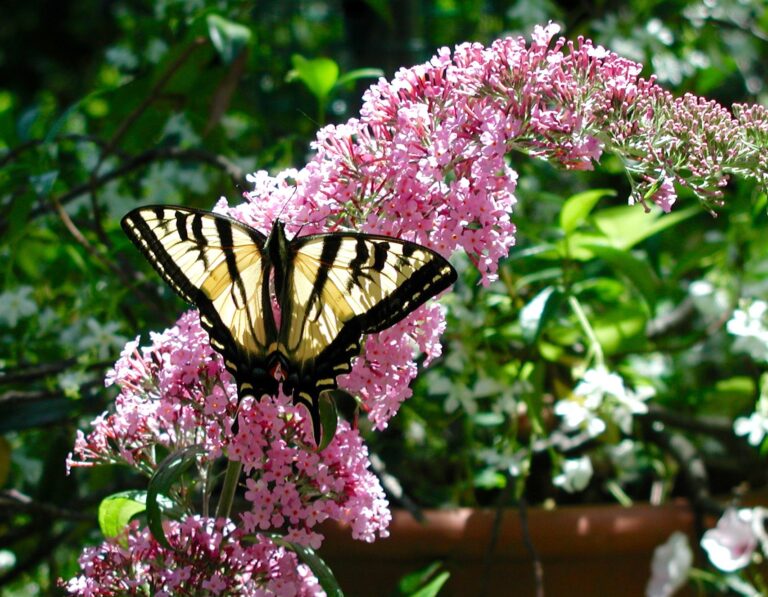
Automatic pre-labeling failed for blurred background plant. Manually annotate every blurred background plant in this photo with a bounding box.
[1,0,767,595]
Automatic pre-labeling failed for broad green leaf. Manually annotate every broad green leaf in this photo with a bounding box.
[147,445,203,549]
[592,205,700,250]
[473,468,506,489]
[206,15,253,64]
[2,193,34,244]
[581,244,659,310]
[398,562,444,595]
[98,491,147,538]
[560,189,615,235]
[286,541,343,597]
[287,55,339,104]
[519,286,562,344]
[472,412,504,426]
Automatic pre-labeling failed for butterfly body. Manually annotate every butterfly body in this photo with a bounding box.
[122,206,457,442]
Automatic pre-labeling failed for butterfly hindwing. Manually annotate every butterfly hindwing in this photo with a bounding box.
[281,233,458,433]
[121,206,279,397]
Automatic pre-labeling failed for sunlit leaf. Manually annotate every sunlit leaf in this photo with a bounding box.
[287,55,339,103]
[592,205,700,250]
[560,189,615,235]
[98,491,147,538]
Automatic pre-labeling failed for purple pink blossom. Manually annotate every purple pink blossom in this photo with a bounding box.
[60,517,324,596]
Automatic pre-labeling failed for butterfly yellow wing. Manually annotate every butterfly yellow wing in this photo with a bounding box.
[279,233,457,437]
[121,206,279,398]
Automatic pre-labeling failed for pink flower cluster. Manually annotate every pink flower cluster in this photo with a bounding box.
[232,400,391,548]
[61,517,324,596]
[67,311,236,474]
[70,312,390,547]
[213,22,768,429]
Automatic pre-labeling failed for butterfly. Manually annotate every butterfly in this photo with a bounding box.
[121,205,457,444]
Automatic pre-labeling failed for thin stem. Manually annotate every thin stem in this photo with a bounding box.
[215,459,243,520]
[567,294,604,367]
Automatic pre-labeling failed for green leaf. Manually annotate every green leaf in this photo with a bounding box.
[335,67,385,87]
[556,231,611,260]
[396,561,451,597]
[206,15,253,64]
[592,205,700,250]
[560,189,615,235]
[408,572,450,597]
[592,306,648,355]
[287,55,340,104]
[286,541,344,597]
[98,491,147,538]
[147,445,203,549]
[2,193,34,244]
[519,286,562,344]
[472,412,504,426]
[317,392,339,451]
[581,244,659,310]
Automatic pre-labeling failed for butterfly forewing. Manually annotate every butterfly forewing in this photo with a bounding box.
[121,207,277,396]
[280,233,457,418]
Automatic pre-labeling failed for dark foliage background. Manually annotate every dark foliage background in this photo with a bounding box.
[1,0,766,593]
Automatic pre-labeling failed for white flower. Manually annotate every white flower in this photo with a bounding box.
[553,456,593,493]
[611,385,653,434]
[557,367,652,436]
[0,286,37,327]
[727,300,768,362]
[554,398,606,437]
[574,366,625,402]
[646,532,692,597]
[76,319,127,360]
[734,411,768,446]
[689,280,730,322]
[701,508,759,572]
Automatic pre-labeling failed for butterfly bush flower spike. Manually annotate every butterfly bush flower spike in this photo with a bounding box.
[60,517,324,596]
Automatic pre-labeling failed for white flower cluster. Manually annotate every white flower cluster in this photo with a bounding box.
[555,366,654,438]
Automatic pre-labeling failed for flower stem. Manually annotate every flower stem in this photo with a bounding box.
[568,294,604,367]
[215,459,243,520]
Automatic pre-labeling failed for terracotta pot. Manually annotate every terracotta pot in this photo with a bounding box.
[318,503,700,596]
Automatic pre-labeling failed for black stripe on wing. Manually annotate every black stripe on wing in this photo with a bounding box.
[283,232,457,443]
[121,206,279,399]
